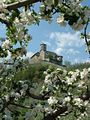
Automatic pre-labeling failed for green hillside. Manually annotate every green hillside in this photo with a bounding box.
[13,61,63,82]
[13,60,90,82]
[66,62,90,71]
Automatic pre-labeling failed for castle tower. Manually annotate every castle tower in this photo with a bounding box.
[40,43,46,51]
[40,43,46,60]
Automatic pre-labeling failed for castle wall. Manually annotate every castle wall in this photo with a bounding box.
[30,55,40,63]
[30,44,63,66]
[40,50,46,60]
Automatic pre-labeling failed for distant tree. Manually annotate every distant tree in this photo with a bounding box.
[64,60,71,66]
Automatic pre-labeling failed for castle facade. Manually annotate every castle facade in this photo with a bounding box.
[30,43,63,65]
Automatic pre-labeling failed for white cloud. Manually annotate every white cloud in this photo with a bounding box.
[50,32,85,48]
[41,40,51,47]
[50,32,82,56]
[49,31,89,64]
[55,48,63,55]
[66,48,80,55]
[73,58,90,64]
[55,48,80,56]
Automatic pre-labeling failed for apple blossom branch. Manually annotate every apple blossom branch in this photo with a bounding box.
[84,18,90,54]
[0,86,90,120]
[6,0,43,11]
[0,18,9,26]
[44,106,68,120]
[26,90,50,100]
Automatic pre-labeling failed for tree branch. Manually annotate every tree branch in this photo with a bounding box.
[84,18,90,54]
[26,90,50,100]
[44,106,68,120]
[80,86,90,101]
[6,0,42,11]
[9,102,34,109]
[0,18,9,26]
[44,89,90,120]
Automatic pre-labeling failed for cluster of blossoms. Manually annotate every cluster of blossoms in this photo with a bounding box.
[20,9,41,25]
[56,3,90,31]
[40,67,90,119]
[1,0,24,4]
[48,96,58,105]
[1,39,11,50]
[0,61,90,119]
[13,17,32,42]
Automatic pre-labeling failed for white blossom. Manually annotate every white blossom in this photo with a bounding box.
[2,39,11,50]
[42,85,45,90]
[43,71,48,75]
[68,71,74,75]
[14,17,27,41]
[73,98,83,107]
[44,106,53,113]
[88,67,90,72]
[66,77,74,85]
[64,96,71,103]
[11,92,21,99]
[48,96,58,105]
[4,95,9,102]
[57,15,64,23]
[56,68,62,71]
[57,15,66,26]
[40,4,45,12]
[84,101,88,106]
[44,74,52,85]
[20,10,35,25]
[80,68,88,79]
[78,81,85,88]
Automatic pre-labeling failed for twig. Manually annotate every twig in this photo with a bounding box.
[84,18,90,54]
[10,102,34,109]
[6,0,42,11]
[26,90,50,100]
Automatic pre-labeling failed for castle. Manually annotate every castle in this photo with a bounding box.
[30,43,63,65]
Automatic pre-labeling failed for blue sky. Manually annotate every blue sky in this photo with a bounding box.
[27,0,90,64]
[28,20,90,64]
[0,0,90,64]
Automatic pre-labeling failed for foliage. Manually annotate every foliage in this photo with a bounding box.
[64,60,71,67]
[0,62,90,120]
[12,62,53,82]
[67,62,90,71]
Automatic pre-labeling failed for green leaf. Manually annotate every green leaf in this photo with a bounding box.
[12,38,17,44]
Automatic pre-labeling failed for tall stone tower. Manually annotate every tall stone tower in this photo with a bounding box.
[40,43,46,60]
[40,43,46,51]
